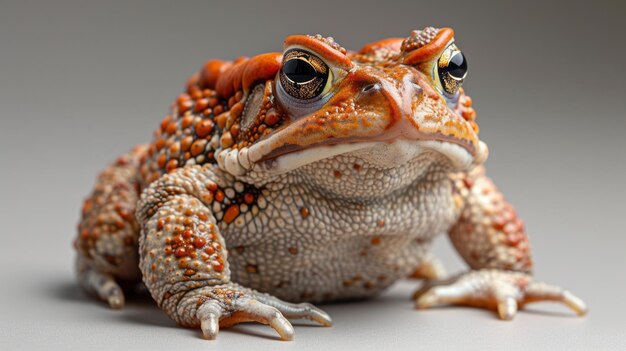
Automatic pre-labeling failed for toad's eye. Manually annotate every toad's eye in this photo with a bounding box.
[437,44,467,95]
[279,49,332,100]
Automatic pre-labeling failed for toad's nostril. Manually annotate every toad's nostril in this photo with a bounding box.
[362,84,379,93]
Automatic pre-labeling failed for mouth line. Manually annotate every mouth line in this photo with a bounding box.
[254,132,475,164]
[256,138,378,164]
[248,135,476,175]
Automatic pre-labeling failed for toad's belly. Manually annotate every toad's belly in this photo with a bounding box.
[227,233,433,302]
[220,171,458,302]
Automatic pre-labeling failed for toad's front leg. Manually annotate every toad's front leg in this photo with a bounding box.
[414,167,587,319]
[137,165,331,340]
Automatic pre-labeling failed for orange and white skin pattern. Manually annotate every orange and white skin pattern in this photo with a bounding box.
[74,27,587,340]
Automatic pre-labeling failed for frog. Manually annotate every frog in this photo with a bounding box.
[74,27,587,341]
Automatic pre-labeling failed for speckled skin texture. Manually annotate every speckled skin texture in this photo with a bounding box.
[74,27,587,340]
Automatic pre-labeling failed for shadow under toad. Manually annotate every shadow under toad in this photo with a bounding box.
[50,279,329,340]
[51,279,176,328]
[49,278,580,342]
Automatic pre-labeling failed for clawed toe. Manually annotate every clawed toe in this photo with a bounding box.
[251,293,333,327]
[523,282,588,316]
[77,258,127,310]
[106,292,125,310]
[299,303,333,327]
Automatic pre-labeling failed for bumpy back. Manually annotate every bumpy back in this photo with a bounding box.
[138,54,282,187]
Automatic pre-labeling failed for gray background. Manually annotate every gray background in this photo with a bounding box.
[1,0,625,350]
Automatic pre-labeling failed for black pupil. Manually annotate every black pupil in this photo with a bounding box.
[445,52,467,79]
[282,59,318,83]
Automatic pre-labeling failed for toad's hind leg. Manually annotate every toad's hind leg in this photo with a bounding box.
[74,145,147,309]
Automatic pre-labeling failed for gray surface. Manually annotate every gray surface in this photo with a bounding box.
[1,0,625,350]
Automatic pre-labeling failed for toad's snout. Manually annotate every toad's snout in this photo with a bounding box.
[354,65,481,158]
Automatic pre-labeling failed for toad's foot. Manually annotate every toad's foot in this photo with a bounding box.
[413,269,587,320]
[188,284,331,341]
[76,257,125,309]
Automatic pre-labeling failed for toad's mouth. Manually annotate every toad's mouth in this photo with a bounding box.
[246,137,487,175]
[216,103,486,177]
[241,96,486,175]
